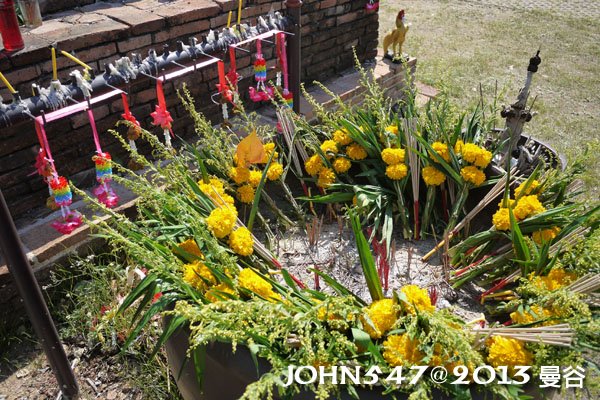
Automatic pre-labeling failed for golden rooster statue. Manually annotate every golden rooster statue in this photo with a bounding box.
[383,10,409,62]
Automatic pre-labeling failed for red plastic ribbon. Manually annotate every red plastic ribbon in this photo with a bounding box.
[150,79,174,136]
[33,120,56,177]
[217,60,233,103]
[121,92,140,127]
[226,46,239,88]
[278,32,289,91]
[87,108,102,154]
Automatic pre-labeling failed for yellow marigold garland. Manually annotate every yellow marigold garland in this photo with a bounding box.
[386,163,408,180]
[381,148,405,165]
[460,166,486,186]
[333,129,353,145]
[206,206,238,239]
[400,285,435,314]
[183,260,216,291]
[305,154,324,176]
[229,227,254,256]
[422,166,446,186]
[383,334,424,367]
[237,268,280,301]
[486,336,533,375]
[266,162,284,181]
[361,299,397,339]
[346,143,368,160]
[236,184,255,204]
[332,157,351,174]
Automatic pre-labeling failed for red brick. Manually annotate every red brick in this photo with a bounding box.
[133,0,220,26]
[214,0,237,12]
[336,10,362,25]
[153,20,210,43]
[319,0,337,9]
[118,34,153,54]
[3,65,39,86]
[81,3,165,35]
[71,105,111,129]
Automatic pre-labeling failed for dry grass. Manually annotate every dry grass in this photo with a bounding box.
[379,0,600,196]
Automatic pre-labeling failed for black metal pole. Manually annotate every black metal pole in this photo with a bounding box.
[0,189,79,399]
[285,0,302,114]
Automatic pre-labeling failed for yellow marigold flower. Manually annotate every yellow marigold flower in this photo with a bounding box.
[454,140,464,154]
[386,163,408,180]
[513,195,545,220]
[230,166,250,185]
[422,166,446,186]
[229,227,254,256]
[237,184,255,204]
[333,129,353,146]
[346,143,368,160]
[261,142,278,163]
[264,142,276,153]
[317,168,336,188]
[486,336,533,375]
[305,154,324,176]
[386,125,399,135]
[510,305,552,325]
[332,157,351,174]
[530,267,577,292]
[320,140,338,158]
[515,179,540,198]
[177,239,204,259]
[248,170,263,187]
[362,299,397,339]
[492,208,511,231]
[431,142,451,162]
[206,283,236,302]
[266,162,284,181]
[383,334,424,367]
[381,148,406,165]
[460,166,486,186]
[183,260,216,291]
[461,143,492,169]
[206,206,238,239]
[532,226,561,244]
[237,268,280,301]
[400,285,435,314]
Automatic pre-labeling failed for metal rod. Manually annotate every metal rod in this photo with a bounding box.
[0,189,79,399]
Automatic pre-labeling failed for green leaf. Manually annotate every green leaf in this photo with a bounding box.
[150,315,187,358]
[312,268,366,306]
[351,328,372,350]
[122,294,173,351]
[192,344,206,391]
[117,274,158,315]
[509,207,531,269]
[349,210,383,301]
[247,152,274,232]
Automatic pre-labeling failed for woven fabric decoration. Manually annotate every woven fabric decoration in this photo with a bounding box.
[249,38,274,102]
[88,108,119,208]
[33,119,83,234]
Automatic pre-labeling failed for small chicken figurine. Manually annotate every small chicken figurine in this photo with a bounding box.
[383,10,409,63]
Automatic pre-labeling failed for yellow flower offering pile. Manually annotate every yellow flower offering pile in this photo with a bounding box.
[183,260,217,291]
[361,298,397,339]
[529,267,577,292]
[381,147,408,181]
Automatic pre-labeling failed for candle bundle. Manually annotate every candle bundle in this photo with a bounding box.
[93,152,113,184]
[50,176,72,207]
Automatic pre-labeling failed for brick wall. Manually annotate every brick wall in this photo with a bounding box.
[0,0,378,220]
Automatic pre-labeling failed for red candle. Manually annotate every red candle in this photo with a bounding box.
[0,0,24,52]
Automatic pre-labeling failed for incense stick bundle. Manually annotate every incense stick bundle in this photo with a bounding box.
[566,273,600,294]
[404,118,421,240]
[474,323,574,347]
[422,169,517,261]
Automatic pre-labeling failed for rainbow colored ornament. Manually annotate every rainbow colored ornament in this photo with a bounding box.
[93,152,113,183]
[50,176,72,207]
[254,57,267,82]
[283,89,293,109]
